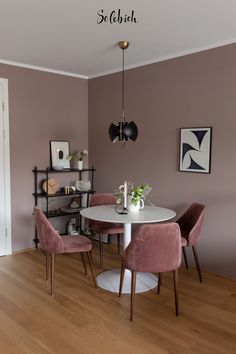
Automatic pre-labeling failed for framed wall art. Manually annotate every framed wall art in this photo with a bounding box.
[50,140,70,169]
[179,127,212,173]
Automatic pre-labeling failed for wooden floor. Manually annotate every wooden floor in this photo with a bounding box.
[0,243,235,354]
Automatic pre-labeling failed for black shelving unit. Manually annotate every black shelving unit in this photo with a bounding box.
[33,166,95,248]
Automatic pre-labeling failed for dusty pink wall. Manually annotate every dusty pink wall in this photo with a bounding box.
[89,44,236,278]
[0,64,88,251]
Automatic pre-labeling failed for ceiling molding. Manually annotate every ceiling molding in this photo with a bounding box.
[1,38,235,80]
[88,38,236,79]
[0,59,89,79]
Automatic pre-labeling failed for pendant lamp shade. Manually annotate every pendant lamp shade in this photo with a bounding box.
[123,121,138,141]
[109,121,138,143]
[108,41,138,145]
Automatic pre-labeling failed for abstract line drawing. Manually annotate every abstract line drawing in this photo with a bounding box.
[179,127,212,173]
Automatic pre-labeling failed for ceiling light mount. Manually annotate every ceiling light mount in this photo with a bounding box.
[108,40,138,147]
[118,41,129,50]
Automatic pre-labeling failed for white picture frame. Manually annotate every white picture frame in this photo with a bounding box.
[50,140,70,169]
[179,127,212,173]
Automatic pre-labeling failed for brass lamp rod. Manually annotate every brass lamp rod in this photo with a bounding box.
[118,41,129,122]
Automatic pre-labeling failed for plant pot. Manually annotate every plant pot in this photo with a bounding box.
[128,197,144,212]
[78,160,83,170]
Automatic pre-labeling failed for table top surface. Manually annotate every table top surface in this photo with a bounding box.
[80,205,176,224]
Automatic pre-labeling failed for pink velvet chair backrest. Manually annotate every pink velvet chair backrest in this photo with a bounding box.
[34,207,64,254]
[90,193,116,207]
[122,223,182,273]
[177,203,205,246]
[89,193,117,229]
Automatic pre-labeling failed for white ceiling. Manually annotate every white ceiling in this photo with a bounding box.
[0,0,236,78]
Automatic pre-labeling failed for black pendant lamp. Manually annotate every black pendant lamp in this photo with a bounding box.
[108,41,138,146]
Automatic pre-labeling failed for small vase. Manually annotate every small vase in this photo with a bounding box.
[78,160,83,170]
[127,197,144,212]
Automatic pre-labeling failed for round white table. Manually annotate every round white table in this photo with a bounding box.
[80,205,176,294]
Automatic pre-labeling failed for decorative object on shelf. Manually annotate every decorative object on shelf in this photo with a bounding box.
[60,196,82,213]
[67,218,78,235]
[179,127,212,173]
[68,149,88,170]
[42,178,59,195]
[64,186,70,194]
[108,41,138,147]
[70,196,82,206]
[75,180,91,191]
[64,185,76,194]
[115,182,151,213]
[60,196,82,214]
[50,141,70,169]
[69,200,79,209]
[78,160,83,170]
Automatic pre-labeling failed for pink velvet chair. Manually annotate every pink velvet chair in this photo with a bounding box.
[119,223,182,321]
[176,203,206,282]
[34,207,97,295]
[89,193,124,269]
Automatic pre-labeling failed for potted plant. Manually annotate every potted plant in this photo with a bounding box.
[115,182,151,212]
[130,183,151,205]
[68,149,88,170]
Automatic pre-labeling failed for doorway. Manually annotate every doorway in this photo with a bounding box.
[0,78,11,255]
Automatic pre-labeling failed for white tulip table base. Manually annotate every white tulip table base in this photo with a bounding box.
[96,269,158,294]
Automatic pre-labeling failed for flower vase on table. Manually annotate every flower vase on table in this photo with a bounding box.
[115,182,151,213]
[128,197,144,212]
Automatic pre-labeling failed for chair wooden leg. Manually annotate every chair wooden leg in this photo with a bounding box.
[117,234,121,255]
[119,263,125,297]
[50,253,55,296]
[130,271,136,321]
[157,272,162,294]
[86,252,97,289]
[182,247,189,269]
[173,269,179,316]
[89,249,93,263]
[99,234,103,269]
[192,246,203,282]
[46,251,49,280]
[80,253,87,275]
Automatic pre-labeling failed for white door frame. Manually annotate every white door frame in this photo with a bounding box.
[0,78,12,255]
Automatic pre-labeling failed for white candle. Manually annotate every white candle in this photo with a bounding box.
[124,181,127,208]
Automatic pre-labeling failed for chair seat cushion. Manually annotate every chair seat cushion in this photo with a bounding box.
[90,221,123,235]
[62,235,92,253]
[181,237,187,246]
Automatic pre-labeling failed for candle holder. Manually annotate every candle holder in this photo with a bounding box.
[115,204,128,215]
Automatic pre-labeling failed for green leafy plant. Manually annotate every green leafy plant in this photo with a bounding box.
[68,149,88,161]
[115,183,151,206]
[130,184,151,206]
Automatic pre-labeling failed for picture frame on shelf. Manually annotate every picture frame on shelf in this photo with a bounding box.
[50,140,70,169]
[179,127,212,173]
